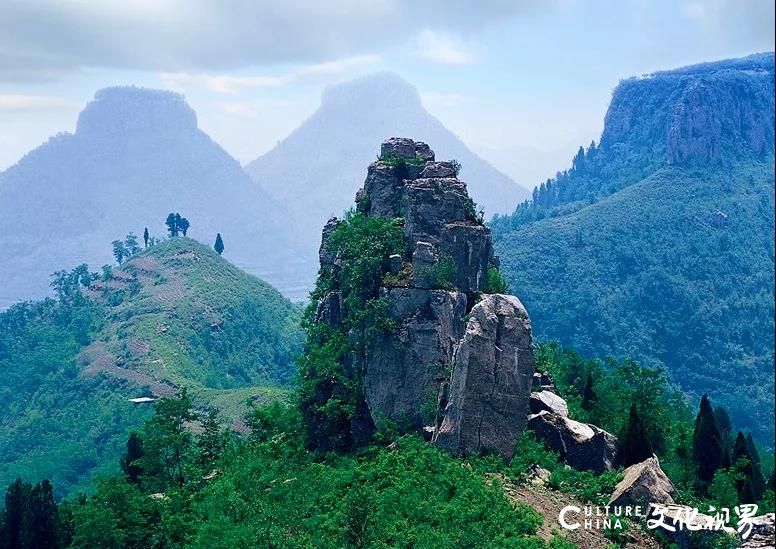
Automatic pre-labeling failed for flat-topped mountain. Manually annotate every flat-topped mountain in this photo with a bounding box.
[246,72,530,299]
[491,53,775,444]
[0,87,302,308]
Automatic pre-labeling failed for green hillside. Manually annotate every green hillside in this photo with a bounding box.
[0,237,303,497]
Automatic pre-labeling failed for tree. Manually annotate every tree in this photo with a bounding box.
[179,217,190,236]
[581,372,597,411]
[214,233,224,255]
[112,239,128,264]
[197,409,226,468]
[124,232,140,256]
[120,432,144,486]
[27,480,59,549]
[731,432,765,503]
[714,406,733,468]
[165,213,179,237]
[619,403,654,466]
[1,478,30,548]
[692,394,725,491]
[139,389,196,489]
[143,227,149,248]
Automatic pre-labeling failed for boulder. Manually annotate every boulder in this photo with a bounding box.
[526,465,551,486]
[433,294,534,459]
[527,411,619,473]
[381,137,417,159]
[529,390,569,417]
[740,513,775,548]
[608,456,675,507]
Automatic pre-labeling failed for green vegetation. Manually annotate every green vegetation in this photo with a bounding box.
[2,395,552,548]
[532,343,774,512]
[0,236,303,498]
[492,160,775,444]
[299,211,404,451]
[483,265,509,294]
[417,255,456,290]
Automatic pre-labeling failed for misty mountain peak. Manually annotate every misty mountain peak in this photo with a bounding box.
[76,86,198,138]
[320,71,422,113]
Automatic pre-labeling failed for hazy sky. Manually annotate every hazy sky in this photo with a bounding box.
[1,0,773,186]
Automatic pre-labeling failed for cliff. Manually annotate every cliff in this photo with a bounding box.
[301,138,535,458]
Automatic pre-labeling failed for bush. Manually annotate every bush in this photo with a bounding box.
[483,266,509,294]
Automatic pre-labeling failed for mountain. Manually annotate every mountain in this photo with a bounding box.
[0,237,303,497]
[0,86,304,309]
[245,72,530,298]
[491,53,775,444]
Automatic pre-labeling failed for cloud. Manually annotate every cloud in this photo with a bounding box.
[414,30,475,65]
[681,0,775,45]
[0,94,77,112]
[160,54,381,94]
[0,0,552,82]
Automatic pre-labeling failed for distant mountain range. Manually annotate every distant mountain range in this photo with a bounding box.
[246,72,530,296]
[0,76,525,306]
[0,86,306,308]
[491,52,776,444]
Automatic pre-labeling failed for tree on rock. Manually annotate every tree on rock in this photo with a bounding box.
[214,233,224,255]
[692,394,725,491]
[619,403,653,466]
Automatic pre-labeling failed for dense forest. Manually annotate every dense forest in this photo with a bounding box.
[491,53,775,444]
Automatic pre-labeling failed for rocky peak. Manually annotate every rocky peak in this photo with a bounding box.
[76,86,198,138]
[313,138,534,458]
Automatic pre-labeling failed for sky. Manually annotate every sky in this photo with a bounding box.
[0,0,773,187]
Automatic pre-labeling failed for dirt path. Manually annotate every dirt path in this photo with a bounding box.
[491,475,661,548]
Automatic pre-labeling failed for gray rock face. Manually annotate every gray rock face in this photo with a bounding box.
[529,390,569,417]
[432,294,534,459]
[527,410,619,473]
[741,513,775,549]
[364,288,466,428]
[608,457,675,507]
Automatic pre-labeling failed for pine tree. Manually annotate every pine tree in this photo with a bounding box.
[692,394,725,491]
[1,478,30,548]
[28,480,59,549]
[731,432,766,503]
[214,233,224,255]
[120,432,144,485]
[714,406,733,468]
[581,372,597,410]
[619,403,654,466]
[143,227,149,248]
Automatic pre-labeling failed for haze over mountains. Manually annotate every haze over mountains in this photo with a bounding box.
[492,52,776,444]
[0,86,309,308]
[0,75,525,306]
[246,71,530,294]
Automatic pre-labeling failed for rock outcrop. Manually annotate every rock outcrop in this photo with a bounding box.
[432,294,534,459]
[313,138,535,458]
[608,457,676,507]
[527,410,619,473]
[741,513,775,549]
[529,390,569,417]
